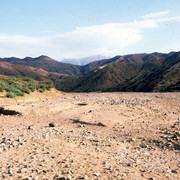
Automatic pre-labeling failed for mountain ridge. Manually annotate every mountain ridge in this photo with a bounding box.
[0,51,179,92]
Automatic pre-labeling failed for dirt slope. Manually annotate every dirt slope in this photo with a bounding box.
[0,88,64,104]
[0,92,179,179]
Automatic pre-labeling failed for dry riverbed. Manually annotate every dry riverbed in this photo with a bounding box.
[0,92,179,179]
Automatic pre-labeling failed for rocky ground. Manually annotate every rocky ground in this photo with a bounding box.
[0,92,179,180]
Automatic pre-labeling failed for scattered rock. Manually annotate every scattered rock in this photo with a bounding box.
[28,125,33,130]
[171,169,178,174]
[49,122,57,127]
[56,176,71,180]
[93,172,101,176]
[77,103,87,106]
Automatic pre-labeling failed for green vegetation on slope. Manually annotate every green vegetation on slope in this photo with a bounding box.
[0,75,54,98]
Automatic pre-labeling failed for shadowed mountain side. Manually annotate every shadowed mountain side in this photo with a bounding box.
[107,52,180,92]
[79,52,171,74]
[55,62,143,92]
[155,62,180,91]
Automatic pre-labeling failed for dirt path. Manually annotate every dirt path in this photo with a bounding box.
[0,92,179,179]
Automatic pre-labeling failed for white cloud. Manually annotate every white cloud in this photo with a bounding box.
[0,12,179,60]
[143,11,169,19]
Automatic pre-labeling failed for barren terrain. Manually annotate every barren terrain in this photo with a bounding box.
[0,92,179,179]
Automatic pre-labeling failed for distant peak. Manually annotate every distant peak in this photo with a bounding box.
[38,55,50,58]
[36,55,53,61]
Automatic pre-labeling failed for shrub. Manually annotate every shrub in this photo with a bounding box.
[21,87,31,94]
[39,88,45,93]
[0,81,8,92]
[12,81,23,89]
[5,92,16,98]
[159,85,168,91]
[0,86,3,92]
[23,78,33,82]
[0,75,54,98]
[7,88,24,96]
[45,81,53,90]
[27,82,36,92]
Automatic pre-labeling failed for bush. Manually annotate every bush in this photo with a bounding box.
[159,85,168,91]
[27,82,36,92]
[21,87,31,94]
[45,82,53,90]
[7,88,24,96]
[0,75,54,98]
[12,81,23,89]
[39,88,45,93]
[0,81,8,92]
[5,92,16,98]
[0,86,3,92]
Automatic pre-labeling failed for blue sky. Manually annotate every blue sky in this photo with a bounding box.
[0,0,180,60]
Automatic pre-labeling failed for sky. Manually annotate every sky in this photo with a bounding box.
[0,0,180,61]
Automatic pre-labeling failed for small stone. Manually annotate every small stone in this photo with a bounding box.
[32,176,39,180]
[28,125,33,130]
[84,175,88,179]
[93,172,101,176]
[64,164,70,168]
[140,169,146,173]
[108,166,113,171]
[171,170,178,174]
[49,122,57,127]
[42,170,47,174]
[17,137,22,142]
[66,175,72,180]
[56,177,70,180]
[96,147,101,152]
[17,169,22,173]
[8,169,13,174]
[126,163,132,167]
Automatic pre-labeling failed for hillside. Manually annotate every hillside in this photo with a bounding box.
[0,51,179,92]
[0,52,171,76]
[0,56,82,76]
[55,62,143,92]
[0,75,54,98]
[108,51,180,92]
[53,52,180,92]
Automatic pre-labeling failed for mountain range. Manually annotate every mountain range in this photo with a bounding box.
[61,55,108,65]
[0,51,179,92]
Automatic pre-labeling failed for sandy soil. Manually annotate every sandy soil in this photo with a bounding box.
[0,92,179,180]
